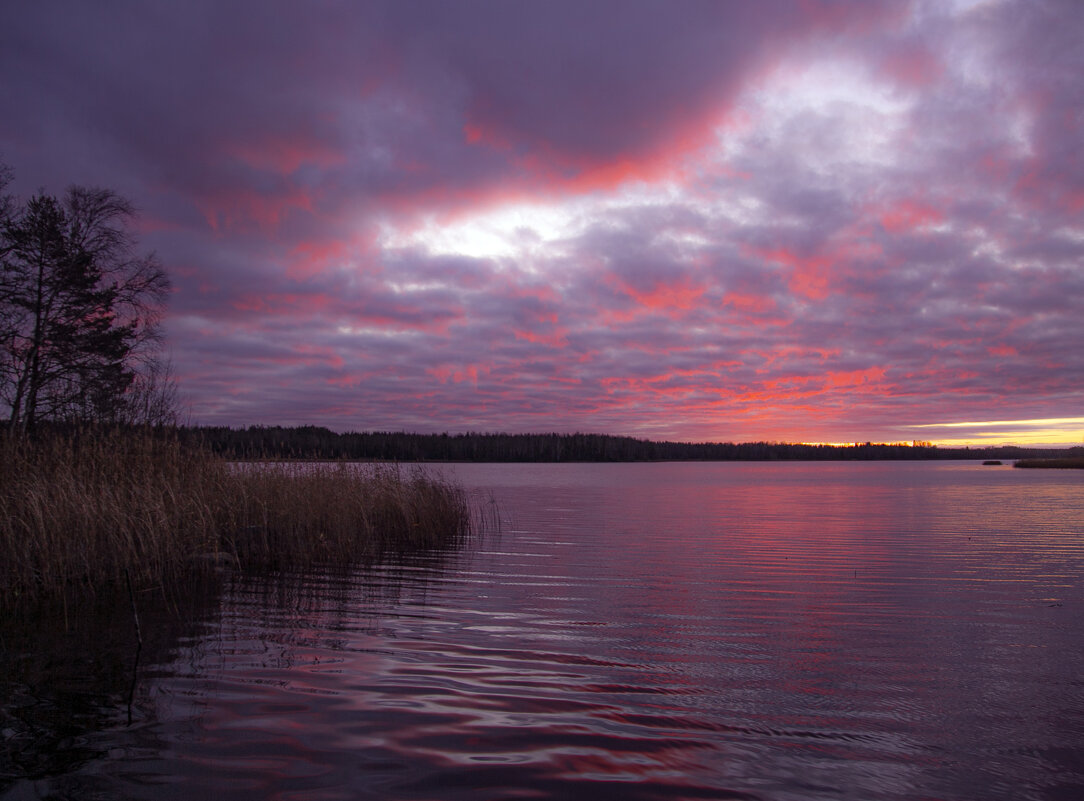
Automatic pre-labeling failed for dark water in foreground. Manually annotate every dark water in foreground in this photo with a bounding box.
[3,461,1084,800]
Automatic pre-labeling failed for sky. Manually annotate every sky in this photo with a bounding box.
[2,0,1083,446]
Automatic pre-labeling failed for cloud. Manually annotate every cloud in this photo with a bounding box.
[2,0,1082,443]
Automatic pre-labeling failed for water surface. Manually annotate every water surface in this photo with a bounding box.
[3,461,1083,800]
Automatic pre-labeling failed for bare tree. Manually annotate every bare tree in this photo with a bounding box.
[117,355,183,427]
[0,172,172,431]
[0,162,17,387]
[0,161,13,222]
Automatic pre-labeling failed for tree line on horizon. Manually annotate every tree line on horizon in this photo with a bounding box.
[176,425,1077,462]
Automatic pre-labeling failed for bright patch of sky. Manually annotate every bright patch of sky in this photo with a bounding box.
[377,180,699,262]
[378,202,581,261]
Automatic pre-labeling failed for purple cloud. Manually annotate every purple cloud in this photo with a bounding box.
[2,0,1082,444]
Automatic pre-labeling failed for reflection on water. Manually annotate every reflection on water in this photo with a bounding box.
[3,461,1084,800]
[0,581,224,794]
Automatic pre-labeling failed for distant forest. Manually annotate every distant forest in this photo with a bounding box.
[176,426,1081,463]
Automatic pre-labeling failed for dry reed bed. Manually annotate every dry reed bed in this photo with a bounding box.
[0,434,472,604]
[1014,457,1084,469]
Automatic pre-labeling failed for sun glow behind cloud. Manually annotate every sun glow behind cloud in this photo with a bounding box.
[378,201,581,262]
[377,180,699,262]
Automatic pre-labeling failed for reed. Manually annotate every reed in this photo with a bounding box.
[1013,457,1084,469]
[0,431,472,604]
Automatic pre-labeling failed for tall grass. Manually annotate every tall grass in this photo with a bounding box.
[1014,457,1084,469]
[0,432,472,604]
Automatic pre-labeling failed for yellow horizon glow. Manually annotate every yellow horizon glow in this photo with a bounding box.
[900,417,1084,447]
[906,416,1084,430]
[924,432,1083,448]
[786,418,1084,448]
[888,420,1084,450]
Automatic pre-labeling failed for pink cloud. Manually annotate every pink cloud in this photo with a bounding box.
[877,43,944,89]
[4,0,1083,444]
[225,137,347,175]
[878,199,943,233]
[608,276,708,318]
[197,185,318,233]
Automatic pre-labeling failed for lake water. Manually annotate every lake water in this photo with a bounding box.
[3,461,1084,800]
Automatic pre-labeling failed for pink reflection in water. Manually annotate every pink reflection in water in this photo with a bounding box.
[11,462,1084,801]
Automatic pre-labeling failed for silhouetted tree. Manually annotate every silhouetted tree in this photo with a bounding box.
[0,172,171,431]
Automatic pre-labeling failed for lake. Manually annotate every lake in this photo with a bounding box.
[3,461,1083,800]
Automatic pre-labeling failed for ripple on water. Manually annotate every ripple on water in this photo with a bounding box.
[7,462,1084,800]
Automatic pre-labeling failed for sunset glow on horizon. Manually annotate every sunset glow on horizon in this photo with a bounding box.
[903,417,1084,449]
[3,1,1082,446]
